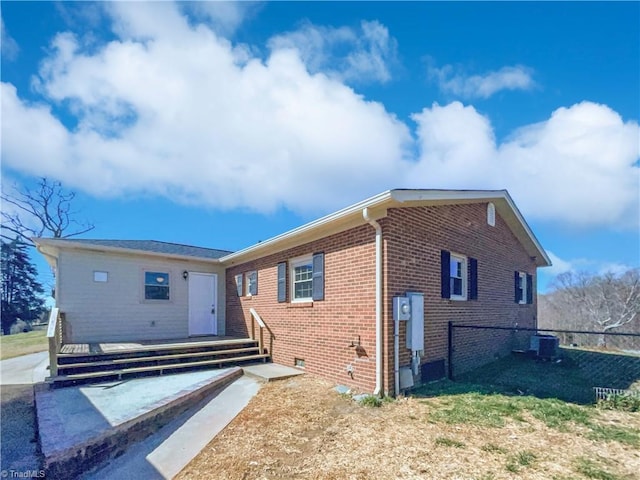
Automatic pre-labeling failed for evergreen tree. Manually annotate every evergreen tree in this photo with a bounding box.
[1,240,45,334]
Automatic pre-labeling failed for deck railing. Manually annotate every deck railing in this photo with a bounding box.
[249,308,275,357]
[46,308,65,377]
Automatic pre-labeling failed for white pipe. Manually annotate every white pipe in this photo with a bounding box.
[362,208,383,396]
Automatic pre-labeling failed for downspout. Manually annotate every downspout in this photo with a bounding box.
[362,208,383,396]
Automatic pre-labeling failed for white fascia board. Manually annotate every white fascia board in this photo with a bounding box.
[220,191,393,264]
[32,238,222,264]
[221,188,552,267]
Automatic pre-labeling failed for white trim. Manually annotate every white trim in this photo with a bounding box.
[290,255,313,303]
[517,271,527,305]
[219,189,551,267]
[449,253,468,301]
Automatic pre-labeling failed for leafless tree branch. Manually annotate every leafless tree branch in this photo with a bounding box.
[1,178,95,243]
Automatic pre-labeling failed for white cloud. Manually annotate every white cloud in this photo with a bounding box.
[542,251,634,279]
[546,251,574,276]
[1,16,19,60]
[409,101,639,229]
[2,2,411,215]
[268,20,397,84]
[183,1,261,37]
[2,2,638,231]
[428,63,535,99]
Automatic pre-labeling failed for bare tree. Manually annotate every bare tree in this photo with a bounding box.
[549,269,640,347]
[1,178,94,243]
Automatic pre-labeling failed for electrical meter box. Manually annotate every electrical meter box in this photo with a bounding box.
[393,296,411,321]
[406,292,424,352]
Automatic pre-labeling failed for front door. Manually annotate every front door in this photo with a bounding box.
[188,272,217,336]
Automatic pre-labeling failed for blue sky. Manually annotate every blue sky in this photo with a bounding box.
[2,1,639,293]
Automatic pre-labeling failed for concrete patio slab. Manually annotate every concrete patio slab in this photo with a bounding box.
[36,367,242,478]
[243,363,304,382]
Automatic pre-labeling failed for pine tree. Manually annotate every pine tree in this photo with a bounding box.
[1,239,45,335]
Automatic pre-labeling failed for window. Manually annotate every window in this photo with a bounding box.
[449,255,467,300]
[93,271,108,282]
[145,272,170,300]
[287,253,324,302]
[441,250,477,301]
[246,271,258,296]
[515,271,533,304]
[291,256,313,301]
[235,274,243,297]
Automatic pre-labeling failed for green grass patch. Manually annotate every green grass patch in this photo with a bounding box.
[481,443,507,455]
[423,389,592,430]
[0,330,48,360]
[573,457,624,480]
[597,394,640,412]
[587,424,640,448]
[434,436,465,448]
[505,450,537,473]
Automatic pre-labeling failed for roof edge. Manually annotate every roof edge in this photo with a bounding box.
[221,189,552,267]
[32,238,225,264]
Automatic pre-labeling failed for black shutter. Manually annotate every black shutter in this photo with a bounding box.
[514,271,520,303]
[526,274,533,304]
[312,253,324,301]
[469,258,478,300]
[277,262,286,303]
[441,250,451,299]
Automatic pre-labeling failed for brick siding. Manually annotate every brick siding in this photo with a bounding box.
[226,224,378,392]
[226,202,538,395]
[383,204,537,393]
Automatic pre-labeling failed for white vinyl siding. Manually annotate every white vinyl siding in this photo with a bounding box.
[56,250,226,342]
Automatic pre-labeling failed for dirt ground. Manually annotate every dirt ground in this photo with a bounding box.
[177,374,640,480]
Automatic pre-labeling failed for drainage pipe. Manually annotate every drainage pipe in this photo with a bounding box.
[362,208,383,396]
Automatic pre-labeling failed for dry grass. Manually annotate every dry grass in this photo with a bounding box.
[177,375,640,480]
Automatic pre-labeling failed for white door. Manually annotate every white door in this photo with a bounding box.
[188,273,217,336]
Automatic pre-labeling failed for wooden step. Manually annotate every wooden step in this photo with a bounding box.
[57,347,261,370]
[51,354,270,384]
[57,339,259,362]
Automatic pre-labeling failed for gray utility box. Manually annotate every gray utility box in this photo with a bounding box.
[530,334,559,359]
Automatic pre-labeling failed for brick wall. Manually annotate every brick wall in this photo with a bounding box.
[226,202,539,395]
[383,203,537,393]
[226,225,379,392]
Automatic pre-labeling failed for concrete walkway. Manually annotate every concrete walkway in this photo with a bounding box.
[0,351,49,384]
[84,376,261,479]
[1,355,302,479]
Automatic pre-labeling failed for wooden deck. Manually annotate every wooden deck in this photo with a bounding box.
[59,336,251,355]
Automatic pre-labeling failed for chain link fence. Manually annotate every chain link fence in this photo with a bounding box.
[448,324,640,404]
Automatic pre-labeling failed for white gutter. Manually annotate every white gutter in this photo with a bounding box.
[362,207,383,396]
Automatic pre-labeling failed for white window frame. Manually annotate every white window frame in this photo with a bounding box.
[144,271,171,301]
[290,255,313,303]
[450,254,468,301]
[517,271,527,304]
[246,270,258,296]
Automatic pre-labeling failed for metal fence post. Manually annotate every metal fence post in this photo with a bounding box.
[448,321,454,380]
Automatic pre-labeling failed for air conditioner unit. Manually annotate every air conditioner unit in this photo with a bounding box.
[530,334,559,359]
